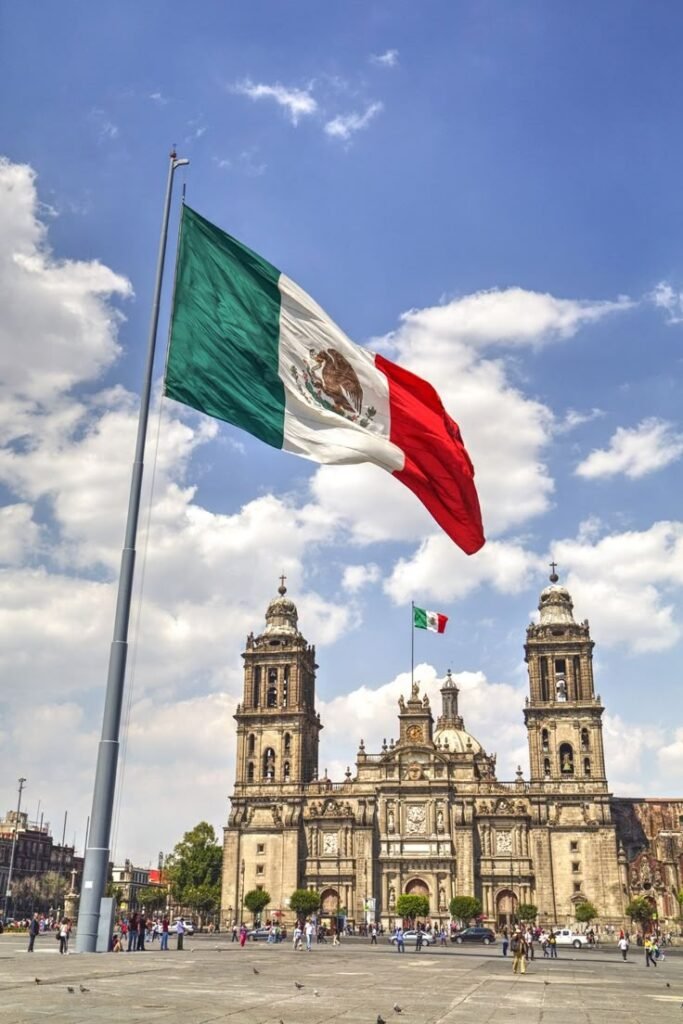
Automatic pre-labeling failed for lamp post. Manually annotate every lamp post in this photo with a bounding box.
[240,859,245,924]
[3,777,26,923]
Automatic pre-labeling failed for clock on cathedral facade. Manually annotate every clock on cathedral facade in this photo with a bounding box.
[221,576,683,930]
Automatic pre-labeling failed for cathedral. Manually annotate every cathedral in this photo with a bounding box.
[221,573,683,931]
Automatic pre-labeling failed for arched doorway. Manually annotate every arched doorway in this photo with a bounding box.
[320,888,340,915]
[405,878,429,896]
[496,889,518,928]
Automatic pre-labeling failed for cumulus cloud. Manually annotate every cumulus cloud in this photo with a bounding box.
[650,280,683,324]
[324,102,383,141]
[342,562,381,592]
[0,503,41,564]
[370,49,399,68]
[232,79,317,124]
[555,407,605,434]
[575,418,683,480]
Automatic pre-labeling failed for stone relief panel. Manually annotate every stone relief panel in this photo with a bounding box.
[495,830,513,854]
[406,804,427,835]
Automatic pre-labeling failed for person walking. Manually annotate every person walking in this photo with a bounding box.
[511,929,528,975]
[305,919,314,951]
[137,916,146,951]
[58,918,69,955]
[415,927,424,953]
[160,916,169,951]
[644,935,657,968]
[370,924,378,945]
[501,925,509,957]
[239,923,248,947]
[232,920,238,942]
[293,923,303,950]
[176,918,186,951]
[127,912,138,952]
[332,925,340,947]
[547,929,558,959]
[395,926,405,953]
[27,913,40,953]
[618,935,629,961]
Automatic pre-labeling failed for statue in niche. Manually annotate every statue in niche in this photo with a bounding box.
[436,809,445,832]
[439,885,446,909]
[561,752,573,773]
[389,886,396,907]
[556,675,568,701]
[387,809,395,833]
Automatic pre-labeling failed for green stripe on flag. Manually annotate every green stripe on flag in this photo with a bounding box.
[413,607,428,629]
[165,205,286,449]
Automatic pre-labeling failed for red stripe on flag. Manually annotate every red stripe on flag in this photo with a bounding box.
[375,353,485,555]
[436,613,448,633]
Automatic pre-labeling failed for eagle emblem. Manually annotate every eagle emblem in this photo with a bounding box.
[290,347,378,429]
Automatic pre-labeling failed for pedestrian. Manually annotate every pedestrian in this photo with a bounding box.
[112,932,123,952]
[501,925,509,957]
[439,927,447,947]
[137,916,146,951]
[127,912,138,952]
[176,918,186,951]
[160,915,169,951]
[644,935,657,967]
[231,920,238,942]
[58,918,69,955]
[395,926,405,953]
[525,927,535,961]
[511,929,527,975]
[548,929,558,959]
[27,913,39,953]
[415,927,423,953]
[239,923,248,947]
[292,923,303,950]
[370,923,377,945]
[332,925,340,946]
[618,935,629,961]
[305,919,314,951]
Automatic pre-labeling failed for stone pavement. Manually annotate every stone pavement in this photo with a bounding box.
[0,933,681,1024]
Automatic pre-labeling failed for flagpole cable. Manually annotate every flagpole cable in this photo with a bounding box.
[76,149,189,953]
[110,389,165,862]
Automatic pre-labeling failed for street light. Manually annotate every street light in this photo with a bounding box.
[240,859,245,924]
[3,778,26,923]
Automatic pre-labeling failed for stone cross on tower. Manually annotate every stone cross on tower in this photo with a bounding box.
[549,561,559,583]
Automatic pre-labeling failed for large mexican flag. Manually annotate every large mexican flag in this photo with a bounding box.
[164,206,485,555]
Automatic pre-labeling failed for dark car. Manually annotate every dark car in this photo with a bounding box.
[452,927,496,945]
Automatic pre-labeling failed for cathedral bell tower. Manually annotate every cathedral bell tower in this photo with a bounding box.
[234,579,321,792]
[524,566,608,789]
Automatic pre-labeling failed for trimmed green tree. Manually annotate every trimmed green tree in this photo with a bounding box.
[517,903,538,923]
[136,885,167,911]
[449,895,482,924]
[574,901,598,926]
[625,896,655,926]
[396,893,429,924]
[289,888,321,922]
[166,821,222,916]
[244,888,271,924]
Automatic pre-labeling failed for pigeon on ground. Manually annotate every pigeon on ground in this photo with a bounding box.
[66,987,75,994]
[294,981,304,990]
[393,1006,402,1014]
[377,1016,387,1024]
[313,989,320,997]
[666,983,670,988]
[79,985,90,993]
[34,979,41,985]
[253,966,260,974]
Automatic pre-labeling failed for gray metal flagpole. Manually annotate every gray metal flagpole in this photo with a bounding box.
[76,149,188,953]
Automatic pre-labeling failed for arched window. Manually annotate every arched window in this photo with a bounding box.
[559,742,574,775]
[282,665,289,707]
[543,757,551,777]
[583,757,591,776]
[580,728,589,751]
[541,728,549,753]
[247,762,254,782]
[540,658,550,701]
[248,734,255,755]
[267,668,277,708]
[284,732,291,755]
[253,667,261,707]
[263,747,276,780]
[283,760,291,781]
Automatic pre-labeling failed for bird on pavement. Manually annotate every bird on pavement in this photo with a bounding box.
[79,985,90,993]
[253,967,260,974]
[377,1016,387,1024]
[393,1005,403,1014]
[295,981,304,990]
[666,982,670,988]
[34,979,41,985]
[66,987,75,994]
[313,990,320,997]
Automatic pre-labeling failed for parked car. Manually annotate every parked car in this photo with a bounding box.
[169,919,194,935]
[452,927,496,945]
[247,927,271,941]
[389,929,436,946]
[546,928,588,949]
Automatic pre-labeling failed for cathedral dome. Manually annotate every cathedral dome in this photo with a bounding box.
[434,726,482,754]
[538,576,575,626]
[263,579,299,636]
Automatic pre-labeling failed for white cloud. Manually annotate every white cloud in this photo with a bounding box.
[342,562,381,592]
[555,407,605,434]
[650,280,683,324]
[0,503,41,564]
[552,521,683,652]
[324,102,383,141]
[149,91,168,105]
[385,537,539,604]
[575,418,683,479]
[232,79,317,125]
[89,108,119,142]
[370,49,399,68]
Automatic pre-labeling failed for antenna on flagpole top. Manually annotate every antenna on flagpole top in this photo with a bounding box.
[76,148,189,953]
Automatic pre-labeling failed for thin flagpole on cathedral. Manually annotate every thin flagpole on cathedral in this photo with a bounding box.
[75,150,189,953]
[411,600,415,688]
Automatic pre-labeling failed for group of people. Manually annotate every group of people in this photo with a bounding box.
[501,925,558,962]
[111,913,187,952]
[26,913,72,954]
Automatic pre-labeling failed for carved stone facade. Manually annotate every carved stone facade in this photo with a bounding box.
[221,578,682,930]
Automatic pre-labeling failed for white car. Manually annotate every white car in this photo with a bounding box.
[546,928,588,949]
[389,929,436,946]
[161,919,194,935]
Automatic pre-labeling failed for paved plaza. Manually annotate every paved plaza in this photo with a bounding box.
[0,933,681,1024]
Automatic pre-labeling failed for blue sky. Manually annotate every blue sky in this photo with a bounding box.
[1,1,682,864]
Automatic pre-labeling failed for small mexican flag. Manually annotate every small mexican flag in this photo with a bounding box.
[413,606,448,633]
[164,206,485,555]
